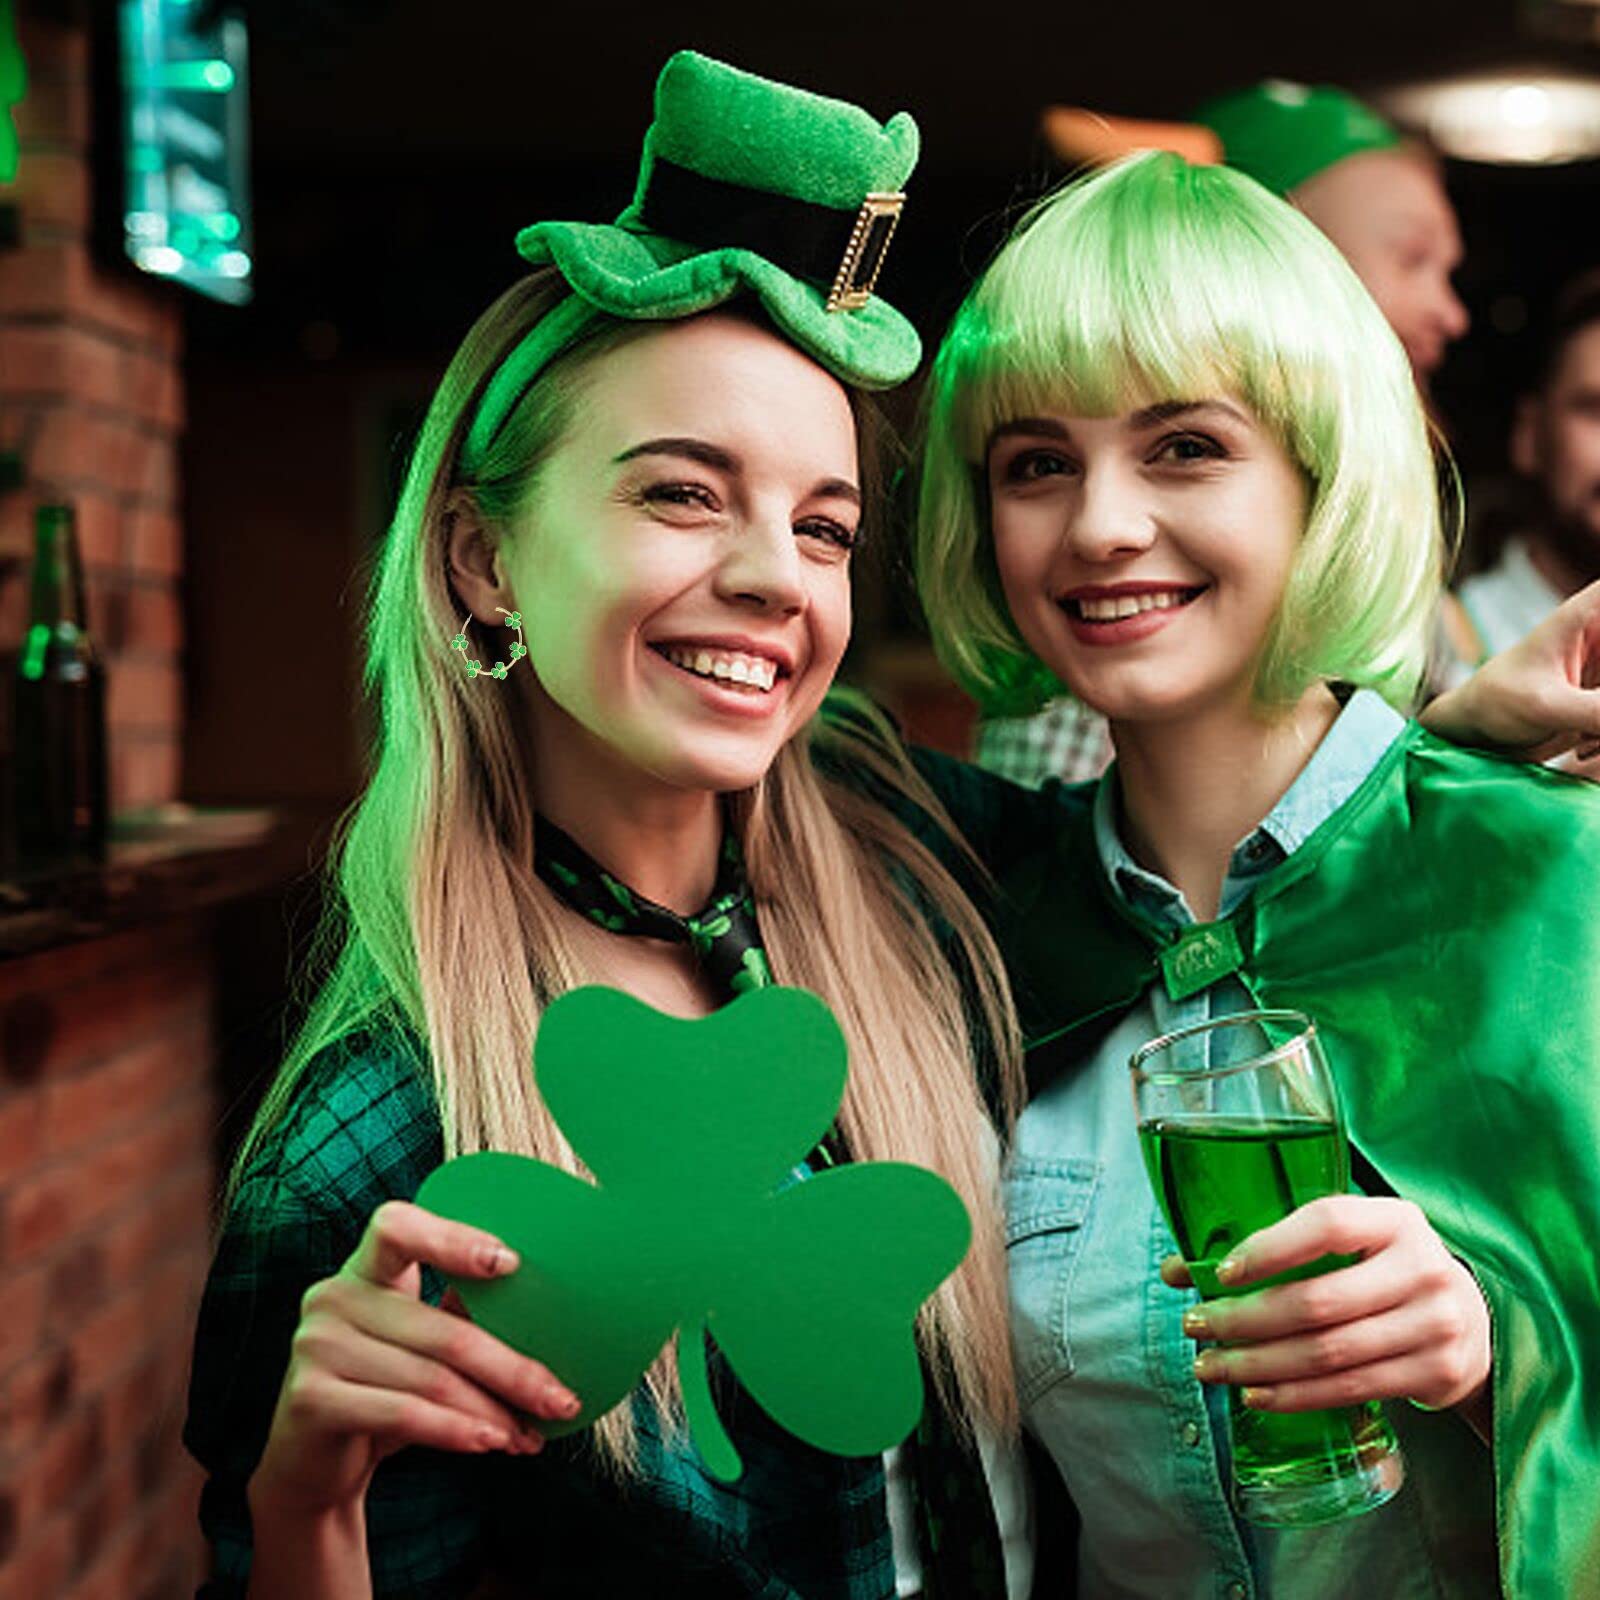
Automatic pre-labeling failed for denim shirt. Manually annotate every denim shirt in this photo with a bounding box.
[1008,691,1499,1599]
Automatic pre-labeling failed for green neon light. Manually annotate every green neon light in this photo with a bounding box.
[119,0,253,306]
[151,59,234,92]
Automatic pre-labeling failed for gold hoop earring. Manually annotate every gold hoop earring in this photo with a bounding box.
[449,606,528,681]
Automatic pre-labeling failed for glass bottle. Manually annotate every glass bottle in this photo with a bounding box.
[14,503,109,869]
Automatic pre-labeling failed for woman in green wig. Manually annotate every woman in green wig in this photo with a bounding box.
[915,150,1600,1598]
[184,51,1040,1600]
[986,80,1474,791]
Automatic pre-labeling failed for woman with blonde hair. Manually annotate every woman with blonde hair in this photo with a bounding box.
[185,53,1033,1600]
[915,150,1600,1598]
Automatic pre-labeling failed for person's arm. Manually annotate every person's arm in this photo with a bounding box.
[242,1201,576,1600]
[245,1495,372,1600]
[1421,579,1600,762]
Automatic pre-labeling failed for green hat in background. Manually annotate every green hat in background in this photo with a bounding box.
[1195,79,1400,196]
[465,51,920,466]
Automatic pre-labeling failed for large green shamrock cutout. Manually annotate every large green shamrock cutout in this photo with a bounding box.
[415,985,970,1481]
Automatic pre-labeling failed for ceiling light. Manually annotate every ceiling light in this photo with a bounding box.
[1377,70,1600,163]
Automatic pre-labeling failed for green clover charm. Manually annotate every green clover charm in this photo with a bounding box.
[602,877,638,913]
[732,947,774,994]
[491,662,509,680]
[504,611,523,629]
[691,912,733,946]
[450,632,469,652]
[466,660,483,678]
[416,986,970,1481]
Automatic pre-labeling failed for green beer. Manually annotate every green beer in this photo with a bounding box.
[1139,1115,1400,1524]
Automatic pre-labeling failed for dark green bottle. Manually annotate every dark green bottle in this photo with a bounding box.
[14,503,108,869]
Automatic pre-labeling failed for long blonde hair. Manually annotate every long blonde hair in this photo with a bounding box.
[236,271,1023,1467]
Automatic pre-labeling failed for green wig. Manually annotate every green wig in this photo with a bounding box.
[915,150,1444,719]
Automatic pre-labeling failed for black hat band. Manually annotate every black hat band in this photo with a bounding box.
[636,158,903,311]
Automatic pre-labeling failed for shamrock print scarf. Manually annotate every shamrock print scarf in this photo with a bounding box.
[533,816,774,1001]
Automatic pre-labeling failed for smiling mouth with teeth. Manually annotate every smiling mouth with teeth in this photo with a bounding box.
[1062,587,1207,621]
[652,644,783,693]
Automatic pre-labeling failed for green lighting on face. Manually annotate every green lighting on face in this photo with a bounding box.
[20,623,50,681]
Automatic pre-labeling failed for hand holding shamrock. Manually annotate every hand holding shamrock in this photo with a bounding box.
[418,985,970,1479]
[246,978,970,1598]
[249,1200,580,1524]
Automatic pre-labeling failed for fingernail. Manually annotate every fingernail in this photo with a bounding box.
[551,1388,581,1419]
[1241,1387,1272,1410]
[1181,1308,1212,1339]
[1193,1351,1225,1382]
[481,1244,518,1275]
[517,1425,546,1455]
[1217,1256,1245,1286]
[477,1423,510,1451]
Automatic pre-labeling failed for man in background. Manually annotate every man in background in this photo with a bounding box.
[978,81,1472,787]
[1456,272,1600,659]
[1199,81,1469,387]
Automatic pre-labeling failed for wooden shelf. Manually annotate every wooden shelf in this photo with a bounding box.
[0,805,327,960]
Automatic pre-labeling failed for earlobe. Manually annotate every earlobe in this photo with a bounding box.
[445,491,514,623]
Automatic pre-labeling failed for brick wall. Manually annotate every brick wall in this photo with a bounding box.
[1,6,185,813]
[0,10,215,1596]
[0,924,213,1599]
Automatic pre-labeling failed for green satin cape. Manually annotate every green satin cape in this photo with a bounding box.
[1000,724,1600,1600]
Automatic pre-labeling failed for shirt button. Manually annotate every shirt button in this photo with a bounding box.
[1182,1421,1202,1446]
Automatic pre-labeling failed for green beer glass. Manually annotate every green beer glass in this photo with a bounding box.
[1130,1009,1404,1526]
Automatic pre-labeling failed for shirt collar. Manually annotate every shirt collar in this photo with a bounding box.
[1093,688,1407,924]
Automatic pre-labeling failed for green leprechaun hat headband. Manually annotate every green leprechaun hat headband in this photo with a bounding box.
[463,51,921,469]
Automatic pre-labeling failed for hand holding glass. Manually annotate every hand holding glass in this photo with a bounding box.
[1130,1009,1404,1527]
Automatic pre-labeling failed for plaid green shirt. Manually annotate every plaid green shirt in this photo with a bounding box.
[185,728,1075,1600]
[187,1040,940,1599]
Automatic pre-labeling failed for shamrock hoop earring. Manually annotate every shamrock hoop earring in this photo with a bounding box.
[449,606,528,681]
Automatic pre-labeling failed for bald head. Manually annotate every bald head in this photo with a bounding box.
[1293,146,1469,379]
